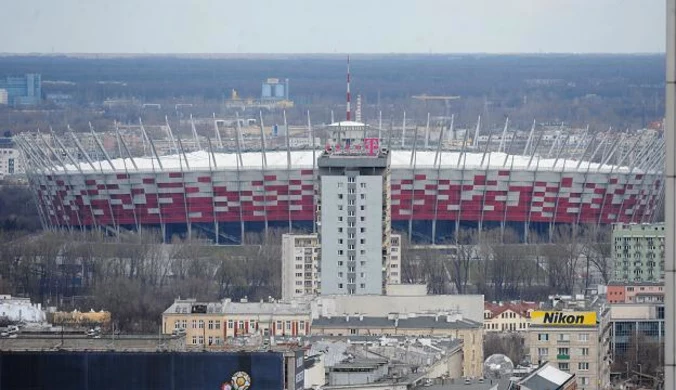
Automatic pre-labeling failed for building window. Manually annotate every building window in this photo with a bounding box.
[286,321,291,330]
[249,320,256,331]
[339,283,344,288]
[208,320,214,330]
[557,333,570,342]
[538,333,549,341]
[198,336,204,345]
[578,333,589,342]
[360,183,366,188]
[360,227,365,233]
[360,205,365,210]
[276,321,282,330]
[580,377,590,386]
[578,362,589,371]
[192,320,197,329]
[537,348,548,356]
[338,250,344,255]
[192,336,197,344]
[208,336,213,345]
[238,321,244,330]
[228,320,233,329]
[198,320,204,329]
[338,194,343,199]
[215,321,221,330]
[558,363,569,371]
[338,227,343,233]
[360,283,366,288]
[350,329,357,335]
[339,239,343,244]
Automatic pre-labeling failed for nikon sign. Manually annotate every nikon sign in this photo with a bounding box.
[531,311,597,326]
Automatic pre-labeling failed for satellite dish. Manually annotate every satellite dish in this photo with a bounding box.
[483,354,515,379]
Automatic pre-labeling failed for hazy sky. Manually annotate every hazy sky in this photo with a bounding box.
[1,0,665,53]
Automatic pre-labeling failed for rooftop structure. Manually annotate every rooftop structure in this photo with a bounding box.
[515,362,576,390]
[311,312,483,378]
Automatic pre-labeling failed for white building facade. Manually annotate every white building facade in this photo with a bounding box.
[281,232,401,300]
[318,122,392,295]
[281,234,320,300]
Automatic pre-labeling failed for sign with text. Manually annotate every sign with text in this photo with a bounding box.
[531,311,597,326]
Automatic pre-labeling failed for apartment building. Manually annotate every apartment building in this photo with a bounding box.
[483,301,539,332]
[281,233,401,300]
[528,309,611,390]
[161,298,312,348]
[317,121,392,295]
[311,312,484,378]
[281,234,320,300]
[612,223,664,283]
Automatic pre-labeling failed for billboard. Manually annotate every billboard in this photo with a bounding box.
[531,311,597,326]
[0,351,285,390]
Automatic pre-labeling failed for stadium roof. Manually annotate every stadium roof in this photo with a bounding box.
[50,150,643,174]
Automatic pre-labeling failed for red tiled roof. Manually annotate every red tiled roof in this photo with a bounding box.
[484,301,540,318]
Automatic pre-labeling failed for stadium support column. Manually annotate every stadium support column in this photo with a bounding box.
[259,111,269,236]
[665,1,676,390]
[431,124,447,244]
[455,125,470,242]
[408,126,419,242]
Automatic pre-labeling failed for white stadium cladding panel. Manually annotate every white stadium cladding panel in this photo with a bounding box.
[22,150,663,243]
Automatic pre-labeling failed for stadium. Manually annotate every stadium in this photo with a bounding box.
[17,120,664,244]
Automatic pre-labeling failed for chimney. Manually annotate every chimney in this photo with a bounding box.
[359,314,364,321]
[394,318,399,327]
[346,314,350,322]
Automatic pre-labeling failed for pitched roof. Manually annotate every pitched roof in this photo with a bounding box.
[484,301,539,318]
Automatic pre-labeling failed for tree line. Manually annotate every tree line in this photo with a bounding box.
[400,224,612,301]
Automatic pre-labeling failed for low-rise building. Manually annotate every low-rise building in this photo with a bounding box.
[308,335,464,389]
[0,295,46,324]
[515,362,577,390]
[483,301,539,332]
[161,298,312,348]
[313,293,484,323]
[606,282,664,304]
[608,303,664,368]
[311,312,483,378]
[528,304,611,390]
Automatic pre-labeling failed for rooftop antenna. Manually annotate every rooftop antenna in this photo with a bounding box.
[346,55,351,121]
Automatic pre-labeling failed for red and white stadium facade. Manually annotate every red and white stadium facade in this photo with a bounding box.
[18,134,663,244]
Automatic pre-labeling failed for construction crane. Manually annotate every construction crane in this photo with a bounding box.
[412,95,461,117]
